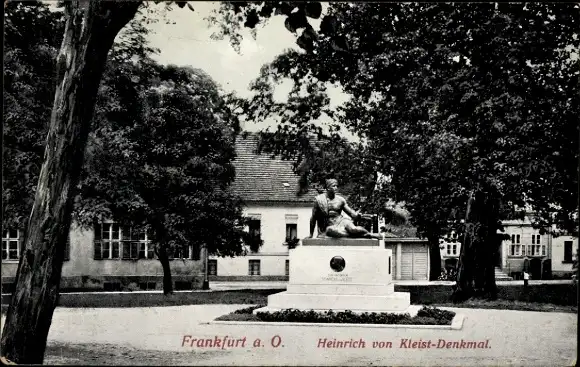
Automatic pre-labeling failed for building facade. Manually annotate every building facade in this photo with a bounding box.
[436,217,578,280]
[210,133,431,281]
[2,133,439,291]
[209,204,312,280]
[206,133,318,280]
[2,223,203,293]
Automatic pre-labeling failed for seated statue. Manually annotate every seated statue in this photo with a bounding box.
[307,179,382,239]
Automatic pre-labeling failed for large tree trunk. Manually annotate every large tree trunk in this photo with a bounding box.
[156,245,174,295]
[0,1,139,364]
[453,187,500,302]
[427,233,442,281]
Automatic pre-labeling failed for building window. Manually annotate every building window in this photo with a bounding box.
[510,234,521,256]
[94,223,152,260]
[172,245,193,260]
[2,229,19,261]
[285,223,298,242]
[133,230,154,259]
[94,223,121,259]
[248,219,261,238]
[208,259,218,276]
[285,214,299,243]
[285,259,290,276]
[122,241,139,260]
[246,217,262,253]
[445,243,458,256]
[528,244,544,257]
[249,259,261,276]
[527,236,545,257]
[564,241,573,263]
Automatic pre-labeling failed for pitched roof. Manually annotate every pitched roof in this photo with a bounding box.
[231,133,317,203]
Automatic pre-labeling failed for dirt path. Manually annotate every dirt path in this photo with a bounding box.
[45,342,218,366]
[3,304,577,366]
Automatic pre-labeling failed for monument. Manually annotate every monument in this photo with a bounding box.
[254,179,416,315]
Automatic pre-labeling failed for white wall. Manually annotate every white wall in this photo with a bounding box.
[210,203,312,276]
[551,235,578,272]
[246,204,312,254]
[215,255,288,276]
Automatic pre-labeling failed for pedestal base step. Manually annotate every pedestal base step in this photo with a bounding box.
[263,291,411,313]
[286,283,395,295]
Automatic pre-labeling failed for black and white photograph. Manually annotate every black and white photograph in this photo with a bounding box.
[1,1,578,365]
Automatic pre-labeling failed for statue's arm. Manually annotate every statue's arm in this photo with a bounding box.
[342,198,361,220]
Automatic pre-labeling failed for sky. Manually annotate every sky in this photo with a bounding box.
[145,2,351,136]
[142,2,577,138]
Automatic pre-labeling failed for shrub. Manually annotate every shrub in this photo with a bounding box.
[416,306,455,322]
[253,307,456,325]
[398,316,442,325]
[437,268,457,281]
[233,305,265,314]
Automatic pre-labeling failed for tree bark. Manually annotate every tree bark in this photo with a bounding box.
[156,245,174,295]
[0,1,140,364]
[427,233,442,281]
[453,187,500,302]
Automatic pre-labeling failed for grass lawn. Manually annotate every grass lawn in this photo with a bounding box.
[1,289,279,310]
[2,288,576,315]
[427,299,577,313]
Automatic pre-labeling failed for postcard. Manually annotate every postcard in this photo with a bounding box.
[1,1,577,366]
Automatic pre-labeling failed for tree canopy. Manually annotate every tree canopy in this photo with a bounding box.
[231,3,579,289]
[76,60,250,259]
[237,2,579,234]
[3,1,64,229]
[3,2,254,296]
[2,1,336,363]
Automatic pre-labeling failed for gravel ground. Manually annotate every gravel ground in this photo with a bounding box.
[20,304,575,366]
[45,342,225,366]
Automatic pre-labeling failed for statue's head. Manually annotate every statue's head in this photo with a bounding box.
[325,179,338,194]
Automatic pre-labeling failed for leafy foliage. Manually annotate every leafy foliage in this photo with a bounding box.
[207,2,326,52]
[284,237,300,249]
[3,1,64,229]
[231,3,579,293]
[74,61,251,259]
[4,2,253,261]
[241,2,578,229]
[255,306,455,325]
[2,1,328,363]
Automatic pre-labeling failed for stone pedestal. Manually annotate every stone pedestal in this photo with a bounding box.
[254,238,413,314]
